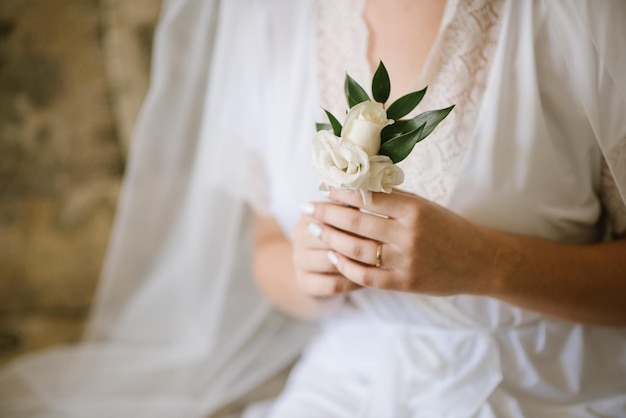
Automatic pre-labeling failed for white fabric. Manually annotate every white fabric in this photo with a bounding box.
[264,0,626,416]
[1,1,625,417]
[0,1,316,417]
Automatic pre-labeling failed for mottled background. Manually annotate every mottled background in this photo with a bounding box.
[0,2,287,415]
[0,0,161,365]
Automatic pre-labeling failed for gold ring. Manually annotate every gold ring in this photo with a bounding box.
[375,242,383,267]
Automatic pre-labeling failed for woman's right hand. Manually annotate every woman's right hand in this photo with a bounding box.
[290,205,362,299]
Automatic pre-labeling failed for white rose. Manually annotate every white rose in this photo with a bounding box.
[312,130,370,190]
[342,101,394,156]
[365,155,404,193]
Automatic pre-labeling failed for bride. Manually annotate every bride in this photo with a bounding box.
[1,0,625,417]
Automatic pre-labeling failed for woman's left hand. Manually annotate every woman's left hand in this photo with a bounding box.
[306,188,501,296]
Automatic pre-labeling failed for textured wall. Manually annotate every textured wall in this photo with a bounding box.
[0,3,288,414]
[0,0,161,366]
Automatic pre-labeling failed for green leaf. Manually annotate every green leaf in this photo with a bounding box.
[386,87,427,120]
[415,105,455,138]
[381,119,414,142]
[344,74,370,108]
[316,122,332,132]
[381,105,455,143]
[371,61,391,104]
[379,122,426,164]
[324,109,343,137]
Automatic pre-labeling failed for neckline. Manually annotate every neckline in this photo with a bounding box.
[358,0,459,93]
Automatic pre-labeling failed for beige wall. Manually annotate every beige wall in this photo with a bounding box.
[0,4,289,414]
[0,0,162,366]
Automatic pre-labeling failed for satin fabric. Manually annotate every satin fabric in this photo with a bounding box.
[0,1,625,417]
[258,0,626,416]
[0,1,316,417]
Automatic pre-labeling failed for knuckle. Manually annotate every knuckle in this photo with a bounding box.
[400,225,421,251]
[347,213,362,231]
[407,231,421,252]
[328,279,344,295]
[349,242,363,259]
[406,204,421,224]
[316,204,328,221]
[316,277,338,296]
[354,267,373,287]
[406,200,431,225]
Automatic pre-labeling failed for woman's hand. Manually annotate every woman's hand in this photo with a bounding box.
[306,188,499,296]
[254,213,359,320]
[290,211,362,298]
[262,190,626,324]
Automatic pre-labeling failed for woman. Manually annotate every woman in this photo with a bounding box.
[1,0,624,417]
[251,0,626,416]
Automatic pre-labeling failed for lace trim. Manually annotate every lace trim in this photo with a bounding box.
[398,0,503,205]
[315,0,625,231]
[316,0,369,120]
[316,0,504,205]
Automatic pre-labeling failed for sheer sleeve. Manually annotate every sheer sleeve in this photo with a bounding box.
[200,0,317,219]
[0,2,317,416]
[545,1,626,221]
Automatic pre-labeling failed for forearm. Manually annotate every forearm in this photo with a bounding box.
[485,230,626,326]
[253,214,342,320]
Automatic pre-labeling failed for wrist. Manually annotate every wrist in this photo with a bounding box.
[475,229,520,298]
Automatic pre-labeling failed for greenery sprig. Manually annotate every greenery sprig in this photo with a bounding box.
[316,61,454,164]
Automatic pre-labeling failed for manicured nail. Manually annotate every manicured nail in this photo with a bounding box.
[320,190,330,198]
[300,202,315,215]
[308,223,322,238]
[327,251,338,265]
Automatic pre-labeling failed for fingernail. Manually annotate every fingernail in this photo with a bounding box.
[327,251,338,265]
[320,190,330,198]
[308,223,322,238]
[300,202,315,215]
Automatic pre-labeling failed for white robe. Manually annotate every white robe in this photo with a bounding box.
[254,0,626,416]
[0,1,624,417]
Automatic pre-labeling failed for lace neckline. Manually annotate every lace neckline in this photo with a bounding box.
[316,0,503,205]
[359,0,461,93]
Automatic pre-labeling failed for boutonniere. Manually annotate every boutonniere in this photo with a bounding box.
[313,61,454,203]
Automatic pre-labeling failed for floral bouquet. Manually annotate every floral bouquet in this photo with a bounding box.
[313,61,454,203]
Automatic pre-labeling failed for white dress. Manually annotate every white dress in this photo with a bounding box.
[260,0,626,416]
[0,1,624,417]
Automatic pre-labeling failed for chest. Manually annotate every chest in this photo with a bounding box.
[262,0,604,244]
[363,0,446,100]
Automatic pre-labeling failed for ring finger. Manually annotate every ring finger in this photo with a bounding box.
[315,222,391,267]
